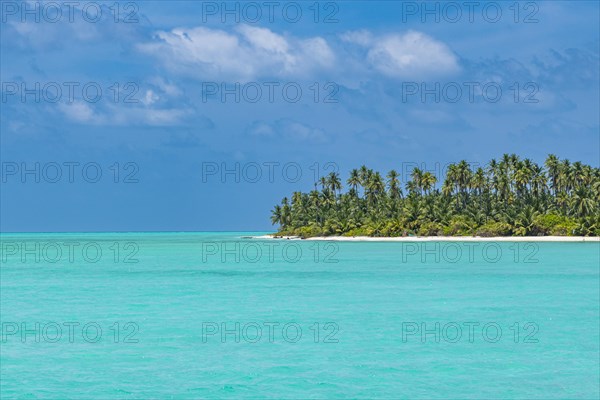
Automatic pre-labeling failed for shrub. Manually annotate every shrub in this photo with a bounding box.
[379,221,406,237]
[344,226,374,237]
[443,216,473,236]
[572,217,599,236]
[532,213,577,236]
[284,223,325,238]
[475,222,512,237]
[418,222,444,236]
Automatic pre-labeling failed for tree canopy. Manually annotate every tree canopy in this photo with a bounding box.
[270,154,600,237]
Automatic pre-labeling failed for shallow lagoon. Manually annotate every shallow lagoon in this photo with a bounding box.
[1,232,598,398]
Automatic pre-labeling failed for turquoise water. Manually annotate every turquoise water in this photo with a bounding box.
[1,232,599,399]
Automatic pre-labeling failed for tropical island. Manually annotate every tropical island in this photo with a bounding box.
[269,154,600,238]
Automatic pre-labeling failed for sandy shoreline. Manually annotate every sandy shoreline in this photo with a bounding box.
[250,235,600,242]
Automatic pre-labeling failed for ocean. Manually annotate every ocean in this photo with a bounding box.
[1,232,599,399]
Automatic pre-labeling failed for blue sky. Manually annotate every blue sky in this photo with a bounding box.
[1,0,599,232]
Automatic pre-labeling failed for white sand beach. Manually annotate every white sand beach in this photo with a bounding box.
[252,235,600,242]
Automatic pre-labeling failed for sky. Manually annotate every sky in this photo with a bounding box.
[1,0,599,232]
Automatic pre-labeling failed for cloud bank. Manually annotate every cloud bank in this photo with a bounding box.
[139,26,460,81]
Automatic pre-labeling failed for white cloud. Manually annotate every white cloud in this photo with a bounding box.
[137,25,335,81]
[247,121,275,136]
[57,101,188,126]
[58,102,97,123]
[237,25,290,55]
[248,119,326,142]
[342,30,460,79]
[138,108,188,126]
[368,31,460,78]
[141,89,160,106]
[150,77,182,97]
[299,37,335,68]
[340,29,374,46]
[283,119,325,141]
[138,25,456,82]
[96,105,190,126]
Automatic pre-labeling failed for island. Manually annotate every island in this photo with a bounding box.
[269,154,600,238]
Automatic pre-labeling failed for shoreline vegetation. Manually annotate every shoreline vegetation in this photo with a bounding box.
[269,154,600,239]
[252,235,600,242]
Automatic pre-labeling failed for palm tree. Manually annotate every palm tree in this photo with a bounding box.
[327,172,342,196]
[545,154,560,196]
[281,198,291,227]
[359,165,370,186]
[347,169,361,197]
[442,179,454,197]
[558,159,572,194]
[456,160,472,194]
[471,168,486,195]
[270,205,282,226]
[514,206,540,236]
[571,187,596,217]
[269,154,599,238]
[421,172,437,195]
[319,176,328,193]
[530,164,547,197]
[410,168,424,195]
[367,172,386,203]
[572,162,585,188]
[387,170,402,199]
[514,161,530,197]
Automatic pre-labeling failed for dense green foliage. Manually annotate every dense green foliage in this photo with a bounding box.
[270,154,600,237]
